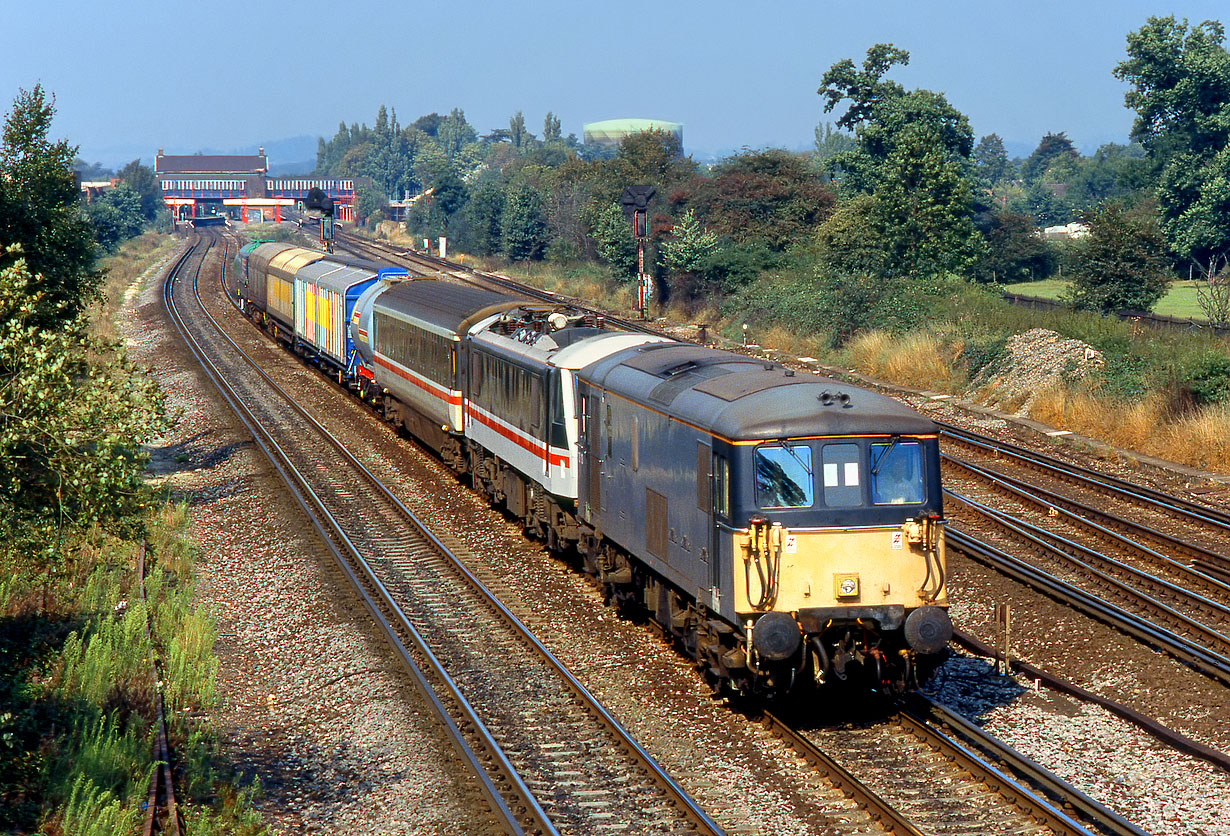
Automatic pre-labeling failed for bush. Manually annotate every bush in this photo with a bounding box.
[695,241,779,294]
[1179,353,1230,406]
[1066,201,1172,313]
[960,333,1010,377]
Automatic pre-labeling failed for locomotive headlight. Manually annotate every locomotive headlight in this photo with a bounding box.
[834,573,860,599]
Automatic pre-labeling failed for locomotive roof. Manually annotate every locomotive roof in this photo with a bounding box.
[581,342,937,440]
[373,280,521,335]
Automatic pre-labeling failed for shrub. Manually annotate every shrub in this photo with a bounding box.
[1179,353,1230,406]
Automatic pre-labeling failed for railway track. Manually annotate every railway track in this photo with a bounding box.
[764,701,1147,836]
[939,424,1230,581]
[247,228,1177,835]
[165,230,726,835]
[945,485,1230,664]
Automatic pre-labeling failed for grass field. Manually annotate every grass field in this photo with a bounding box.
[1002,279,1209,320]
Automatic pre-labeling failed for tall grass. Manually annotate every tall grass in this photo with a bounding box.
[92,233,179,341]
[58,774,142,836]
[14,514,264,833]
[1028,388,1230,470]
[845,331,968,393]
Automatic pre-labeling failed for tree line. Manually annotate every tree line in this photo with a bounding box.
[315,15,1229,326]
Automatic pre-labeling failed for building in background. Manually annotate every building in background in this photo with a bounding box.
[154,148,355,223]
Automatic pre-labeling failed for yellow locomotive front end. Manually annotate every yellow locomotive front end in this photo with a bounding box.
[720,433,951,694]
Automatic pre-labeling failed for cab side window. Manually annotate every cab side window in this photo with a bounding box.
[871,441,924,505]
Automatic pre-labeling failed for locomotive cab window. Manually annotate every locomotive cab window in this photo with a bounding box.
[755,443,814,508]
[871,440,924,505]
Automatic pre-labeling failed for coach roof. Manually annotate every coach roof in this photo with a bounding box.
[374,279,521,335]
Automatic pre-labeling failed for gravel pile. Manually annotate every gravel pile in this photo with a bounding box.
[971,328,1104,414]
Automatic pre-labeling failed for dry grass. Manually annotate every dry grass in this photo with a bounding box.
[845,331,967,393]
[1026,388,1230,472]
[91,233,178,341]
[1162,405,1230,471]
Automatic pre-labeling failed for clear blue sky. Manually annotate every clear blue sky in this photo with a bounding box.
[5,0,1228,168]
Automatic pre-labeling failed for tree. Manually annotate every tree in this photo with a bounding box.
[1066,201,1171,313]
[588,202,637,280]
[612,129,696,191]
[0,249,167,561]
[462,180,507,256]
[816,47,980,280]
[869,122,983,279]
[412,112,444,137]
[85,184,145,252]
[818,43,910,131]
[1065,142,1150,208]
[543,112,562,143]
[1007,181,1071,227]
[354,179,386,228]
[670,149,835,251]
[661,209,718,278]
[1195,260,1230,327]
[818,45,973,192]
[509,111,532,150]
[501,183,548,260]
[1115,16,1230,276]
[116,159,164,224]
[971,211,1057,283]
[814,122,856,163]
[0,85,98,326]
[973,134,1009,188]
[1021,132,1078,183]
[439,108,476,159]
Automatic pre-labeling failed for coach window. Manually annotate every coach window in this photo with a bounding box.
[549,371,567,450]
[755,443,813,508]
[871,440,924,505]
[821,443,862,507]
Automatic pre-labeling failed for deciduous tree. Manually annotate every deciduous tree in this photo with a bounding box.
[501,182,548,260]
[973,134,1009,188]
[670,149,835,251]
[1066,201,1171,313]
[0,249,168,562]
[0,85,98,326]
[1115,16,1230,276]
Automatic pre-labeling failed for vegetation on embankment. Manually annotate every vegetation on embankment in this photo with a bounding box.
[1,506,267,835]
[1,230,270,833]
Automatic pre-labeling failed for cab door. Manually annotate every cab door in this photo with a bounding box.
[580,390,602,518]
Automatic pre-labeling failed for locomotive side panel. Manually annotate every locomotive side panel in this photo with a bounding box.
[597,394,723,606]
